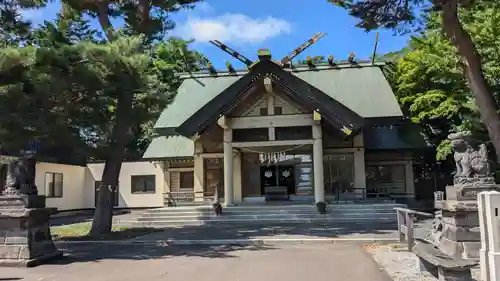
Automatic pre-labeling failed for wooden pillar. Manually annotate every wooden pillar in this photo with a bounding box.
[223,129,234,205]
[313,124,325,203]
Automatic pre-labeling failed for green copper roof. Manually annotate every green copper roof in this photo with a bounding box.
[144,62,404,159]
[153,64,401,130]
[153,75,241,128]
[143,135,193,160]
[292,67,402,118]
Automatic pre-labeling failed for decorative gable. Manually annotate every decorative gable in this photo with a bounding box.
[273,94,306,115]
[236,91,308,117]
[241,94,269,117]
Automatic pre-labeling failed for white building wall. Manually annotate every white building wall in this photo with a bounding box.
[35,162,86,211]
[85,161,165,209]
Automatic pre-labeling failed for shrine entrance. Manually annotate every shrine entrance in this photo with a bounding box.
[260,165,295,200]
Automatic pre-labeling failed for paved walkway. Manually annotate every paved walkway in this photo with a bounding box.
[1,243,392,281]
[129,220,433,242]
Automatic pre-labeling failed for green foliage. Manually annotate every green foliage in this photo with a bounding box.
[61,0,200,42]
[33,3,104,47]
[327,0,427,32]
[388,5,500,160]
[0,0,33,47]
[0,1,207,163]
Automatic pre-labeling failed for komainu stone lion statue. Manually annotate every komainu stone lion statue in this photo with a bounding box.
[448,132,493,185]
[2,150,38,196]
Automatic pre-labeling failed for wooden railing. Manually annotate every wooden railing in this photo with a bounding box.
[394,207,434,251]
[164,191,219,207]
[328,187,411,203]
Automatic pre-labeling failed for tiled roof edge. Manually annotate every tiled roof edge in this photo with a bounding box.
[177,60,387,79]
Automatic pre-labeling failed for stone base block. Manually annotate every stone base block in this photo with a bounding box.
[438,267,473,281]
[417,257,438,276]
[441,224,481,241]
[442,212,479,227]
[438,238,480,260]
[0,195,46,210]
[0,249,63,267]
[0,196,61,267]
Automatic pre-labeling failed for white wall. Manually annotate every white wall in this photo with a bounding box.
[86,161,165,209]
[35,162,86,211]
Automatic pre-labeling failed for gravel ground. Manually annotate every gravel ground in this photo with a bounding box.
[367,245,481,281]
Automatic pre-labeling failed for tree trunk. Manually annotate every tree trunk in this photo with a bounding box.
[441,0,500,162]
[89,0,124,236]
[90,90,134,235]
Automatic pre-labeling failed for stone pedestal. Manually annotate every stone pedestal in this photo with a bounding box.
[0,195,62,267]
[434,184,499,260]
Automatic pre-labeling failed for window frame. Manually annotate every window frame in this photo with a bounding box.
[273,106,283,115]
[45,172,63,198]
[365,164,407,195]
[131,175,156,194]
[259,107,268,116]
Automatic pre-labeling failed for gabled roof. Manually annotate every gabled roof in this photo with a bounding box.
[143,135,194,160]
[153,61,402,131]
[143,61,405,160]
[176,59,365,137]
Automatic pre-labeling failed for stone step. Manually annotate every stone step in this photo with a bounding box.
[149,203,405,213]
[116,217,399,228]
[136,213,397,222]
[141,209,397,216]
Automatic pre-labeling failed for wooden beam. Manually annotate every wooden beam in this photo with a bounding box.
[231,114,313,129]
[232,139,313,148]
[264,77,273,94]
[313,111,321,125]
[217,115,230,129]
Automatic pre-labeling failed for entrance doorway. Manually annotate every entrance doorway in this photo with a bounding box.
[260,165,295,199]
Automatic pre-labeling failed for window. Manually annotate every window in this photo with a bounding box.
[274,106,283,115]
[179,171,194,190]
[323,154,354,195]
[275,126,312,140]
[45,172,63,198]
[365,165,406,197]
[233,128,269,142]
[259,107,268,116]
[131,175,156,194]
[204,158,224,197]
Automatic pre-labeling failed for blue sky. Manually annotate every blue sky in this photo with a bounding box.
[22,0,411,68]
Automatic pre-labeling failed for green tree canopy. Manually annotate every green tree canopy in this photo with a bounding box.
[327,0,500,163]
[387,5,500,161]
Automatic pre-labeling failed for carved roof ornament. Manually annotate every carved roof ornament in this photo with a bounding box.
[208,32,327,70]
[448,131,495,186]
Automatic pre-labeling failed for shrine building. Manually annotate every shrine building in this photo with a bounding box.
[142,49,426,206]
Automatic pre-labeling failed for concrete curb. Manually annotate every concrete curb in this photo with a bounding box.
[55,237,399,246]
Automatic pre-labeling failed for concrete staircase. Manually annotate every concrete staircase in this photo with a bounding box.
[116,202,405,228]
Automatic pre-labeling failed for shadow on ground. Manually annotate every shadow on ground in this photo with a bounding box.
[50,210,135,227]
[128,222,408,241]
[50,243,277,265]
[47,217,433,265]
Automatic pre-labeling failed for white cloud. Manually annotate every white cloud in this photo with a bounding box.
[175,13,292,44]
[194,2,215,15]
